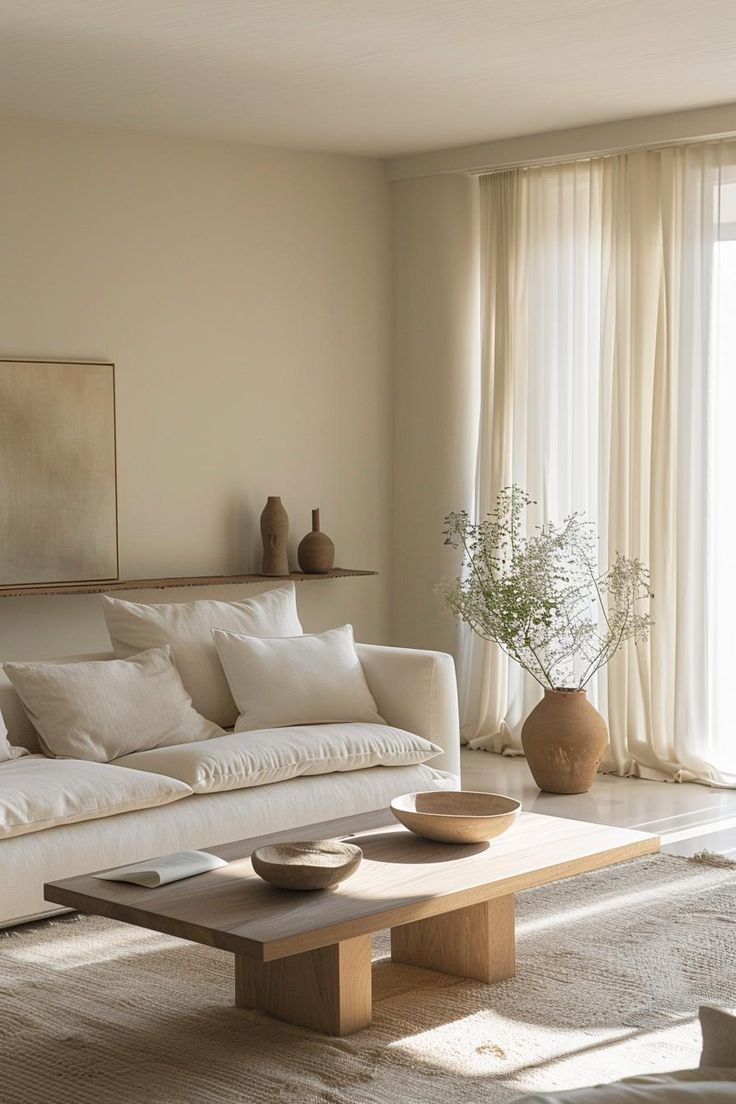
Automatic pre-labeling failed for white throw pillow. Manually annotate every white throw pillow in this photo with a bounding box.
[3,647,223,762]
[0,707,27,763]
[115,723,442,793]
[213,624,385,732]
[101,584,303,727]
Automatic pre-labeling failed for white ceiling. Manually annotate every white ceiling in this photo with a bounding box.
[1,0,736,158]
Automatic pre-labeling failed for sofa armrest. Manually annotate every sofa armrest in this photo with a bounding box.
[356,643,461,780]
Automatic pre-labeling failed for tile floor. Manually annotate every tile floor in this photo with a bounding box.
[461,748,736,858]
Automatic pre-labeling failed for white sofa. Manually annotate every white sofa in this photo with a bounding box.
[0,642,460,928]
[512,1006,736,1102]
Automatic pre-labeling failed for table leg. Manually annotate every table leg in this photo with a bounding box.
[235,933,372,1035]
[390,895,515,983]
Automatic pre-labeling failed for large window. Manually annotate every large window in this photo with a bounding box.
[471,142,736,785]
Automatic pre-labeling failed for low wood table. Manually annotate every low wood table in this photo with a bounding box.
[45,809,658,1035]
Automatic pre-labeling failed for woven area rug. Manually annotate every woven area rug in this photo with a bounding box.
[2,853,735,1104]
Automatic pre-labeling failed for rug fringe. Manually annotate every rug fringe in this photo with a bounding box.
[0,912,87,939]
[690,849,736,868]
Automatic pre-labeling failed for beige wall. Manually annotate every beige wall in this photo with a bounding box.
[390,173,479,656]
[0,118,391,658]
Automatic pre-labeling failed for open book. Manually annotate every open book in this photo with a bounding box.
[95,850,228,888]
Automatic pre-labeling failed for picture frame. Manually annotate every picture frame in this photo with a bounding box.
[0,359,119,588]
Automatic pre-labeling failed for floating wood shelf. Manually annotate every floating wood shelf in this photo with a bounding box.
[0,569,377,599]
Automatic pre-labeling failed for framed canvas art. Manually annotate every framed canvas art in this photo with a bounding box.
[0,360,119,587]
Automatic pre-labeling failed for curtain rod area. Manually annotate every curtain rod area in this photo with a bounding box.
[386,103,736,181]
[471,131,736,177]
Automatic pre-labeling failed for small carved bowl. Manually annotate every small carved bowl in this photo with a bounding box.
[391,790,521,844]
[251,840,363,891]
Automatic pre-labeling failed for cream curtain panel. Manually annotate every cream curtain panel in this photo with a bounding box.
[463,140,736,787]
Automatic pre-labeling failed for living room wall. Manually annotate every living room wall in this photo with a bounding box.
[391,172,478,659]
[0,118,391,658]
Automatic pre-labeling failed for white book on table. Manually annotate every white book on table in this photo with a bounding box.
[95,850,228,888]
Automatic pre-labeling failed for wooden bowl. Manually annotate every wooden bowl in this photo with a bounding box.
[251,840,362,891]
[390,790,521,844]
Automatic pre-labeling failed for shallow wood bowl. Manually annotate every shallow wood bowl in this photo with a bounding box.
[390,790,522,844]
[251,840,363,891]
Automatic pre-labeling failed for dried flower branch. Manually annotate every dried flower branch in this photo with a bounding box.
[440,485,653,690]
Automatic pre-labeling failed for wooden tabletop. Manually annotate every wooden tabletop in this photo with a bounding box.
[45,809,659,962]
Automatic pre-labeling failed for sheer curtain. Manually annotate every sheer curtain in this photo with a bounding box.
[462,140,736,787]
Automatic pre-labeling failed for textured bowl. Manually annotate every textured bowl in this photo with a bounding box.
[251,840,363,890]
[390,790,521,844]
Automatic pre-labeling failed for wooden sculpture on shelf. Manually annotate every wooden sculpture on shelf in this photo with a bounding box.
[260,496,290,576]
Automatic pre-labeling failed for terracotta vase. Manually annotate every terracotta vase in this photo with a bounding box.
[260,496,289,576]
[521,688,608,794]
[298,508,335,574]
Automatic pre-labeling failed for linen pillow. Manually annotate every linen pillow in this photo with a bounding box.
[3,647,222,762]
[101,584,303,727]
[213,624,385,733]
[0,708,27,763]
[115,723,442,793]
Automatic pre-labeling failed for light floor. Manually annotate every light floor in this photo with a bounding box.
[461,748,736,858]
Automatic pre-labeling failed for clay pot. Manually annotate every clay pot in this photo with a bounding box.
[521,688,608,794]
[298,508,335,574]
[390,790,521,844]
[260,496,289,576]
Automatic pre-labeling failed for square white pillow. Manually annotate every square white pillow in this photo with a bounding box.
[0,708,27,763]
[3,646,223,762]
[101,583,303,727]
[213,624,385,733]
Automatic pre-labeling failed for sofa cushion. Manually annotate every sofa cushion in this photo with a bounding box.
[514,1081,736,1103]
[115,723,442,794]
[0,653,112,755]
[214,623,384,732]
[514,1070,736,1103]
[3,647,223,762]
[0,755,193,839]
[101,584,303,728]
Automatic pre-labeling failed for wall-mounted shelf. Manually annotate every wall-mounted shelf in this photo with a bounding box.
[0,568,377,599]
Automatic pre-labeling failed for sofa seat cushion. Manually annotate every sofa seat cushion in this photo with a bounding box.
[115,723,442,794]
[514,1071,736,1102]
[0,755,193,840]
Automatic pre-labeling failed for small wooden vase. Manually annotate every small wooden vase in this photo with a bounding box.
[521,688,608,794]
[260,496,289,576]
[298,508,335,574]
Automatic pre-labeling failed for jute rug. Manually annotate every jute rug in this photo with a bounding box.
[1,853,735,1104]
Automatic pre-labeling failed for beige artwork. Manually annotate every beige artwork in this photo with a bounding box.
[0,360,118,586]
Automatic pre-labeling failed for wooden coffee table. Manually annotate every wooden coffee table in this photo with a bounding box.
[45,809,658,1035]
